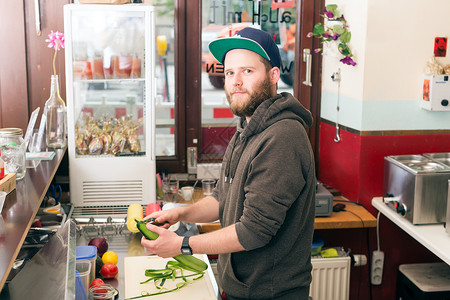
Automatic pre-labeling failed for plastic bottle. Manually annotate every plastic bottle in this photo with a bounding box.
[0,150,4,180]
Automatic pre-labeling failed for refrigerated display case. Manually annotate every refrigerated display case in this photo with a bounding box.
[64,4,156,207]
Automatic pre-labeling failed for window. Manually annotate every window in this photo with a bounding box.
[154,2,176,157]
[155,0,320,173]
[200,0,296,159]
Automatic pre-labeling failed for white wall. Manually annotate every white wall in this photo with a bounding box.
[321,0,450,131]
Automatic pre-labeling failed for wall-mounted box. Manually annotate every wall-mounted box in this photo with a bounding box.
[421,74,450,111]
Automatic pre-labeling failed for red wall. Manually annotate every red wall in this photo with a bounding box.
[317,122,450,299]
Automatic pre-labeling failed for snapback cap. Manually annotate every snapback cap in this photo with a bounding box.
[209,27,281,69]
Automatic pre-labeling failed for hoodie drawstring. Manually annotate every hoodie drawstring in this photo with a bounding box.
[224,131,247,184]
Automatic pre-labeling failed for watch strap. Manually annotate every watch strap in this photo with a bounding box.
[181,236,192,255]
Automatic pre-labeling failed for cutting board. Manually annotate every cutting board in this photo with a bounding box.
[124,254,219,300]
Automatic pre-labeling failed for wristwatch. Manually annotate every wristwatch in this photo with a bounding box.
[181,236,193,255]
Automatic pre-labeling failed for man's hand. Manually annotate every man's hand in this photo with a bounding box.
[146,208,181,228]
[141,224,183,258]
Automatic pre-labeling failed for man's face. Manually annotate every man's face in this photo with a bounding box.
[223,49,278,118]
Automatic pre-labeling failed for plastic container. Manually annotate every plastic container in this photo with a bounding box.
[76,246,97,284]
[311,234,324,256]
[76,261,91,297]
[75,269,88,300]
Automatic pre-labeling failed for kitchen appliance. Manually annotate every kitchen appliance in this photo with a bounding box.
[421,74,450,111]
[64,4,156,208]
[397,263,450,299]
[424,153,450,234]
[423,152,450,167]
[316,183,333,217]
[383,155,450,224]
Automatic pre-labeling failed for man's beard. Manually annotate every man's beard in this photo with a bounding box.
[226,75,273,118]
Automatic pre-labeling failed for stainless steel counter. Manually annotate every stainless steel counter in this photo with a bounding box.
[0,148,66,290]
[75,226,219,300]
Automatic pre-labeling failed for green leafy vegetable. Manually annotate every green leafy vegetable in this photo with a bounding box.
[125,260,205,299]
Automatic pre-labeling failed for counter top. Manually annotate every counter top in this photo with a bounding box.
[372,197,450,265]
[196,195,377,234]
[0,148,66,290]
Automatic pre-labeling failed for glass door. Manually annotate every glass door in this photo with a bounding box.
[67,7,149,158]
[200,0,297,159]
[64,4,156,206]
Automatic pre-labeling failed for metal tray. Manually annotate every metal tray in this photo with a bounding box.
[385,155,450,174]
[424,153,450,167]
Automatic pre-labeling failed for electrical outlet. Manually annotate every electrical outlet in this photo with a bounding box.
[371,250,384,285]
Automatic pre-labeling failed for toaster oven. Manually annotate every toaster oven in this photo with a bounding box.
[383,155,450,224]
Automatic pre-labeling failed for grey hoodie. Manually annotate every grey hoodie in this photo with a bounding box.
[212,92,316,299]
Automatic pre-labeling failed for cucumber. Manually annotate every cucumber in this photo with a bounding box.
[173,254,208,272]
[135,219,208,272]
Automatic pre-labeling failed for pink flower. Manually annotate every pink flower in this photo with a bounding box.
[45,30,65,76]
[307,32,313,38]
[46,31,65,51]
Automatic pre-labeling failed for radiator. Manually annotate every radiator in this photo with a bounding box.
[309,256,351,300]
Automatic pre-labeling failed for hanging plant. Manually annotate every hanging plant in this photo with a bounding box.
[307,4,356,66]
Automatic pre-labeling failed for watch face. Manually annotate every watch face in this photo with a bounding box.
[181,248,192,255]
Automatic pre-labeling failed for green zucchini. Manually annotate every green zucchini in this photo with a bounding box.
[135,219,208,272]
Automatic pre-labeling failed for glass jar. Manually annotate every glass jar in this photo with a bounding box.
[0,128,26,180]
[88,284,116,300]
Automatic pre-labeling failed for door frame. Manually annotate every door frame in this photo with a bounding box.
[295,0,324,171]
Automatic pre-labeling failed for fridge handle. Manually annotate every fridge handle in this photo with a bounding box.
[302,48,312,86]
[34,0,41,36]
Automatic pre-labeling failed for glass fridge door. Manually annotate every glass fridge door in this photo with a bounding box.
[64,4,156,207]
[66,6,151,158]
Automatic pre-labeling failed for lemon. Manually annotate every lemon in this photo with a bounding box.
[102,251,118,265]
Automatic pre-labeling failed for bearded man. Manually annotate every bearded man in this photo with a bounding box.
[142,27,316,300]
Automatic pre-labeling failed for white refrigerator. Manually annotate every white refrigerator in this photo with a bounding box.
[64,4,156,208]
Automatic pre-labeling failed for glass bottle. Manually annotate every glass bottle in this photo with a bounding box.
[44,75,66,149]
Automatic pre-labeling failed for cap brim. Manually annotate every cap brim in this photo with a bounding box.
[209,37,270,65]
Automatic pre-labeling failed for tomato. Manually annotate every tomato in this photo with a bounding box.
[100,263,118,279]
[89,278,107,293]
[89,278,105,288]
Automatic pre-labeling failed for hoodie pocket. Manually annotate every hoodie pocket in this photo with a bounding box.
[218,253,250,297]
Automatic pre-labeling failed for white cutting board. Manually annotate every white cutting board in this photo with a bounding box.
[124,254,219,300]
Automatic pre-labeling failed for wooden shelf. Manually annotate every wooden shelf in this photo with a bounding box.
[0,148,66,290]
[194,193,377,234]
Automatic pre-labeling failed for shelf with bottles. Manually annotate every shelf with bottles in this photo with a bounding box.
[73,54,144,82]
[73,77,146,84]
